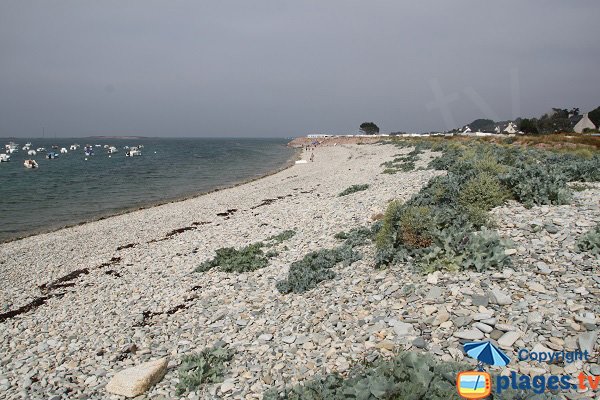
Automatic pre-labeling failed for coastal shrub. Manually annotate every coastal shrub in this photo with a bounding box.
[501,163,571,207]
[577,224,600,256]
[278,227,371,294]
[398,206,435,249]
[276,248,346,294]
[458,172,509,227]
[268,229,296,244]
[176,345,233,395]
[338,184,369,197]
[334,226,373,247]
[263,351,467,400]
[196,243,269,273]
[375,200,403,251]
[196,230,295,273]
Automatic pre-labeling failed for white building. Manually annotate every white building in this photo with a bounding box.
[573,113,596,133]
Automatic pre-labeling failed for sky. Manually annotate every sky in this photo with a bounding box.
[1,1,599,137]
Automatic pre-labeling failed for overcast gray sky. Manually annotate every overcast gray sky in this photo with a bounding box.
[1,1,599,137]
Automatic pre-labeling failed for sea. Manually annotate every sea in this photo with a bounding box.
[0,138,297,243]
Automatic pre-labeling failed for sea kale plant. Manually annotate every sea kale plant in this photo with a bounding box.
[338,184,370,197]
[277,226,373,294]
[196,230,295,273]
[176,345,233,395]
[576,223,600,256]
[263,351,467,400]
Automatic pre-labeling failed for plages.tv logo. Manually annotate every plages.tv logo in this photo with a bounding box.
[456,370,491,399]
[456,341,511,399]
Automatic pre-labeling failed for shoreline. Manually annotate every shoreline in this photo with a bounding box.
[0,142,598,399]
[0,147,302,244]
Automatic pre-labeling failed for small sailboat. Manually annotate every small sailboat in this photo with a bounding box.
[36,147,46,152]
[24,159,38,168]
[60,147,68,154]
[108,146,118,154]
[46,151,59,159]
[0,154,10,162]
[28,149,37,156]
[84,145,94,156]
[70,144,79,150]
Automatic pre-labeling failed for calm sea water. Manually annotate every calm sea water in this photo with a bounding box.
[0,138,296,242]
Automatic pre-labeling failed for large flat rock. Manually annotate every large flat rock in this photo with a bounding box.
[106,357,168,398]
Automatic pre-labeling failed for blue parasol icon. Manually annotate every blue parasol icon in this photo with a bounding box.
[464,341,511,369]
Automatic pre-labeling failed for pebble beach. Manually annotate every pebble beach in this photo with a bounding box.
[1,143,599,399]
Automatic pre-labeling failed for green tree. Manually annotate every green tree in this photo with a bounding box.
[468,119,495,132]
[588,106,600,127]
[519,118,539,134]
[359,122,380,135]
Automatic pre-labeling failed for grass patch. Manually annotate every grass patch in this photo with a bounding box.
[176,345,233,395]
[338,184,369,197]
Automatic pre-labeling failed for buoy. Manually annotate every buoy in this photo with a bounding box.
[154,151,157,154]
[85,158,88,161]
[108,155,111,158]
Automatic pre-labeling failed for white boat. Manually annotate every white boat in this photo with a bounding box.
[0,154,10,162]
[103,144,109,148]
[108,146,118,154]
[24,159,38,169]
[70,144,79,150]
[46,151,59,159]
[28,149,37,156]
[25,142,32,147]
[5,142,18,154]
[126,147,142,157]
[60,147,68,154]
[94,144,101,148]
[36,147,46,152]
[22,146,30,151]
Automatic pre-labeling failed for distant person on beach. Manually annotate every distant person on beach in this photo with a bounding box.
[310,153,314,162]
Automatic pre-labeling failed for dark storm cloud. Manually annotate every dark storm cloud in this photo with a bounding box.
[1,1,599,137]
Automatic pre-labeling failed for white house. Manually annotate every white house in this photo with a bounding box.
[573,113,596,133]
[503,122,518,134]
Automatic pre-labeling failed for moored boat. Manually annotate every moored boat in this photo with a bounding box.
[24,159,38,168]
[0,154,10,162]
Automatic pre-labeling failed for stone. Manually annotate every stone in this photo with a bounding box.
[412,337,427,349]
[432,310,450,326]
[220,379,235,393]
[471,294,489,307]
[504,248,517,256]
[106,358,168,398]
[454,329,484,341]
[474,322,493,334]
[544,224,559,234]
[258,334,273,342]
[426,286,443,300]
[393,321,415,337]
[577,331,598,355]
[498,332,521,348]
[489,289,512,305]
[527,312,543,325]
[282,335,296,344]
[490,330,504,340]
[527,282,546,293]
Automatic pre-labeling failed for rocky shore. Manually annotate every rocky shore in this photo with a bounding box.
[0,143,598,399]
